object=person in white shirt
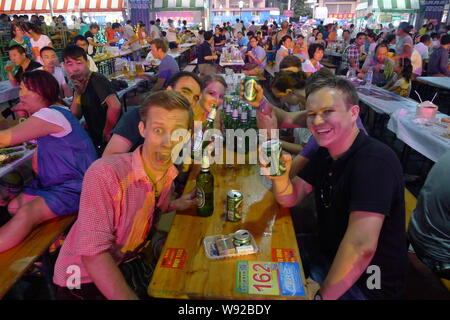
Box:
[411,34,431,77]
[150,20,160,39]
[336,27,343,40]
[233,19,243,38]
[23,22,53,65]
[274,35,293,72]
[166,19,178,43]
[38,46,72,98]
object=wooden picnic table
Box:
[148,154,310,300]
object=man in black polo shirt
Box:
[197,30,218,76]
[63,45,121,155]
[269,76,407,300]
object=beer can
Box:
[233,229,251,247]
[227,190,243,222]
[261,139,286,176]
[243,76,258,102]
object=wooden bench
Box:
[183,65,196,73]
[0,214,76,299]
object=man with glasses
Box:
[267,76,408,300]
[103,71,202,156]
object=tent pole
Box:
[48,0,55,17]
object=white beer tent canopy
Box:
[0,0,125,14]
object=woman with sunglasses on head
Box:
[0,70,97,253]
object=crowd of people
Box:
[0,14,449,300]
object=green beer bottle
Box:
[193,105,218,160]
[196,155,214,217]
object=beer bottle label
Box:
[193,132,203,152]
[197,187,206,208]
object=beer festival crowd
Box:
[0,12,449,301]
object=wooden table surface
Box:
[148,157,309,300]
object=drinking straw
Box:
[431,92,438,103]
[414,90,423,103]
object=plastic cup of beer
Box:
[135,63,144,75]
[122,65,129,77]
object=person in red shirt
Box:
[53,90,197,300]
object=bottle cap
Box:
[232,108,238,119]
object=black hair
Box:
[23,22,42,34]
[374,42,389,55]
[8,44,26,55]
[112,22,121,30]
[420,34,431,43]
[399,58,413,82]
[367,32,376,41]
[204,30,213,41]
[279,55,302,70]
[168,41,178,50]
[385,34,396,44]
[73,35,88,44]
[272,70,307,92]
[167,71,202,90]
[441,34,450,45]
[40,46,55,55]
[308,43,324,59]
[62,44,87,61]
[356,32,366,39]
[89,23,99,30]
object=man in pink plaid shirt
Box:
[53,91,197,300]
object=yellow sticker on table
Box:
[248,262,280,295]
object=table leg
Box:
[401,143,412,168]
[122,92,128,113]
[39,252,56,300]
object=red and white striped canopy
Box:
[0,0,125,14]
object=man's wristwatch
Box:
[314,290,323,300]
